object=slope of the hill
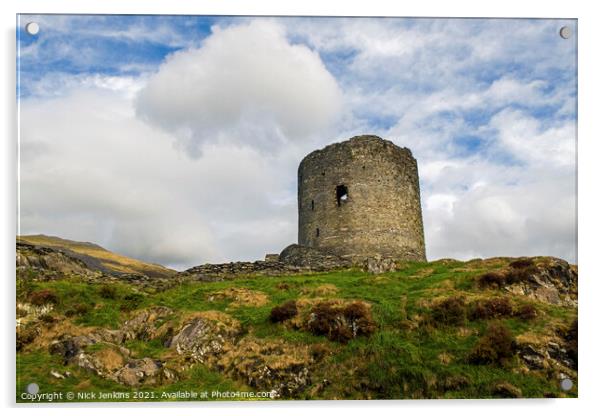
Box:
[16,251,577,401]
[17,235,176,279]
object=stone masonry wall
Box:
[298,135,426,262]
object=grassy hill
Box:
[17,234,176,279]
[16,249,577,401]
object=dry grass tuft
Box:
[209,287,269,307]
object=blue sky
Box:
[17,15,577,268]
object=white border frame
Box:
[2,1,600,415]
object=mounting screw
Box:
[26,383,39,394]
[560,378,573,391]
[559,26,571,39]
[25,22,40,36]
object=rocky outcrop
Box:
[517,339,577,384]
[17,241,179,292]
[17,242,97,278]
[118,306,175,342]
[46,307,315,396]
[114,358,177,387]
[217,338,313,398]
[50,338,177,387]
[514,318,577,391]
[167,311,242,364]
[503,257,577,307]
[49,307,179,386]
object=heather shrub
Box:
[29,289,59,306]
[99,285,118,299]
[513,303,537,320]
[308,301,341,338]
[505,260,538,284]
[342,302,376,338]
[65,303,91,317]
[17,326,38,351]
[120,292,144,311]
[269,300,298,323]
[308,301,375,343]
[477,272,506,289]
[469,297,513,320]
[508,258,535,269]
[468,322,516,365]
[430,296,466,326]
[39,313,56,324]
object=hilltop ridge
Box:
[17,235,176,279]
[16,236,578,401]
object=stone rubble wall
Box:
[180,244,353,281]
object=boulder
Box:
[114,358,176,387]
[120,306,174,341]
[504,257,577,306]
[168,311,242,363]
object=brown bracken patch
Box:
[468,322,516,365]
[270,300,298,323]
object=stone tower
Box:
[297,135,426,263]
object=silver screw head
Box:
[25,22,40,36]
[559,26,572,39]
[560,378,573,391]
[26,383,39,394]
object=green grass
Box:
[17,350,248,402]
[16,259,577,401]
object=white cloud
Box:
[489,108,576,167]
[135,20,343,157]
[425,174,576,261]
[21,73,147,99]
[19,86,299,269]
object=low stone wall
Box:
[179,261,310,281]
[180,244,353,281]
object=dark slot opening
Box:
[316,228,320,237]
[336,184,348,206]
[311,200,314,211]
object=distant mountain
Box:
[17,234,176,279]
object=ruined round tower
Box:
[297,135,426,263]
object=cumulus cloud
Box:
[135,20,342,157]
[19,84,298,269]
